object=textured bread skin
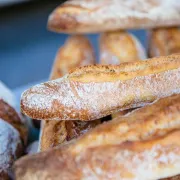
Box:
[0,99,27,145]
[0,83,27,179]
[148,27,180,58]
[15,94,180,179]
[40,35,100,151]
[48,0,180,33]
[21,54,180,121]
[0,119,23,180]
[100,31,146,64]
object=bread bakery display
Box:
[15,94,180,180]
[48,0,180,33]
[100,30,146,64]
[148,27,180,57]
[39,35,100,151]
[3,0,179,179]
[0,81,27,179]
[21,54,180,121]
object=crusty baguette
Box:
[21,54,180,121]
[148,27,180,58]
[15,131,180,180]
[40,35,100,151]
[100,31,146,64]
[0,82,27,179]
[15,94,180,180]
[48,0,180,33]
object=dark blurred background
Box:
[0,0,147,90]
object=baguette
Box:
[48,0,180,33]
[40,35,100,151]
[0,82,27,179]
[15,94,180,180]
[21,54,180,121]
[148,27,180,58]
[100,31,146,64]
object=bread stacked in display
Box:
[0,82,27,179]
[15,0,180,179]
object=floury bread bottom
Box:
[15,94,180,180]
[21,54,180,121]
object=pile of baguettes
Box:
[14,0,180,179]
[0,81,28,179]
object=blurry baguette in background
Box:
[148,27,180,57]
[50,35,96,79]
[48,0,180,33]
[40,35,100,151]
[100,31,146,64]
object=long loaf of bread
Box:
[40,35,100,151]
[21,54,180,121]
[48,0,180,33]
[15,94,180,180]
[0,82,27,179]
[148,27,180,58]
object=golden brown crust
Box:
[40,35,100,151]
[21,54,180,121]
[100,31,146,64]
[50,35,95,80]
[15,94,180,179]
[67,94,180,154]
[48,0,180,33]
[150,27,180,57]
[69,54,180,82]
[148,27,180,58]
[0,99,27,145]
